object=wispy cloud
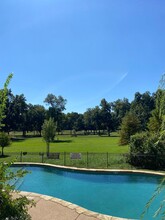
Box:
[101,72,128,96]
[67,72,129,112]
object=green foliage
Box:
[100,98,114,136]
[141,178,165,219]
[0,132,11,156]
[129,132,165,169]
[130,91,155,130]
[111,98,130,128]
[42,117,57,156]
[148,89,165,133]
[0,161,34,220]
[0,74,13,129]
[120,112,141,145]
[44,94,67,111]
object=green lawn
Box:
[4,133,129,154]
[0,133,130,169]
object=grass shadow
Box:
[11,137,25,142]
[0,155,10,158]
[100,135,119,138]
[52,140,72,143]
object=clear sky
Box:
[0,0,165,113]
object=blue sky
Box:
[0,0,165,113]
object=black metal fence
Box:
[1,152,165,170]
[0,152,131,169]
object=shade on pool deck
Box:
[14,191,127,220]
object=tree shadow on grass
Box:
[0,155,10,158]
[100,134,119,138]
[52,140,72,143]
[11,137,25,142]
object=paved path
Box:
[15,191,127,220]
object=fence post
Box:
[20,151,22,162]
[42,153,44,163]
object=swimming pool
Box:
[11,164,165,219]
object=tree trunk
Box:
[46,142,50,157]
[22,130,26,137]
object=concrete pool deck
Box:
[15,191,127,220]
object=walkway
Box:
[16,191,127,220]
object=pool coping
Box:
[13,162,165,220]
[16,191,127,220]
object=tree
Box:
[65,112,84,134]
[0,132,11,157]
[0,74,13,128]
[100,98,113,136]
[44,94,67,111]
[111,98,130,129]
[141,73,165,219]
[84,108,95,134]
[91,106,102,135]
[0,74,34,219]
[26,104,46,136]
[130,91,155,130]
[148,89,165,133]
[2,89,15,133]
[9,94,28,135]
[42,118,56,156]
[120,112,141,145]
[44,94,67,132]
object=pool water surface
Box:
[11,165,165,219]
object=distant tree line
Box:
[1,89,157,138]
[1,73,165,170]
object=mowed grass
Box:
[0,133,131,169]
[4,133,129,154]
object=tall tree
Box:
[65,112,84,133]
[2,89,15,133]
[111,98,130,129]
[100,98,113,136]
[11,94,28,136]
[130,91,155,130]
[44,94,67,111]
[26,104,46,136]
[44,94,67,132]
[92,106,102,135]
[148,89,165,133]
[0,74,13,129]
[120,112,141,145]
[84,108,95,134]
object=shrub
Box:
[129,132,165,169]
[0,161,34,220]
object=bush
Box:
[0,161,34,220]
[129,132,165,169]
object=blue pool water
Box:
[11,165,165,219]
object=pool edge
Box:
[16,190,129,220]
[14,162,165,176]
